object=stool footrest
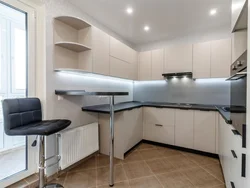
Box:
[39,155,61,169]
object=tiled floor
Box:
[50,143,226,188]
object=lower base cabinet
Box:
[218,116,247,188]
[98,108,142,159]
[175,109,194,149]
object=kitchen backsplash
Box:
[133,78,230,105]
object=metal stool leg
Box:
[39,135,63,188]
[39,135,45,188]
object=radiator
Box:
[58,122,99,170]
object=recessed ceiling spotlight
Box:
[144,25,150,31]
[126,7,133,15]
[210,9,217,16]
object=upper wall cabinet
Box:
[193,42,211,78]
[164,44,193,73]
[110,37,136,64]
[211,39,232,78]
[139,51,152,80]
[232,30,247,63]
[231,0,247,32]
[92,27,110,75]
[53,16,92,72]
[151,49,164,80]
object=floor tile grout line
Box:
[198,164,225,184]
[120,163,131,188]
[143,159,164,188]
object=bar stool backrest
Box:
[2,98,42,135]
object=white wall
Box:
[44,0,133,176]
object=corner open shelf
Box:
[54,15,92,71]
[55,16,91,30]
[55,42,91,52]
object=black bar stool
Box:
[2,98,71,188]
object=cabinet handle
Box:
[242,124,246,148]
[231,129,240,135]
[230,182,235,188]
[155,124,163,127]
[242,153,246,177]
[231,150,237,158]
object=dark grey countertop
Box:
[82,101,231,124]
[55,90,129,96]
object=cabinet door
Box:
[165,44,193,73]
[193,42,211,78]
[175,109,194,149]
[109,56,130,79]
[152,49,164,80]
[92,27,110,75]
[232,30,247,63]
[144,107,175,126]
[124,108,143,152]
[211,39,231,78]
[139,51,151,80]
[194,111,216,153]
[110,36,134,63]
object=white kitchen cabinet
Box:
[109,56,131,79]
[175,109,194,149]
[194,111,216,153]
[143,107,175,145]
[232,30,247,63]
[123,108,143,152]
[231,0,247,31]
[211,39,231,78]
[92,27,110,75]
[164,44,193,73]
[110,36,135,64]
[99,108,142,159]
[139,51,152,80]
[193,42,211,78]
[151,49,164,80]
[218,115,246,188]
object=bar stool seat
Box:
[2,98,71,188]
[6,119,71,136]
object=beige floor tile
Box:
[156,171,195,188]
[156,146,183,158]
[136,143,156,150]
[123,161,153,179]
[97,154,121,168]
[97,165,127,186]
[69,155,97,172]
[123,150,143,163]
[146,158,176,174]
[181,167,223,188]
[184,153,220,166]
[166,155,198,170]
[49,173,67,186]
[213,184,226,188]
[64,169,97,188]
[129,176,162,188]
[202,163,225,182]
[139,149,163,160]
[25,174,39,188]
[97,181,130,188]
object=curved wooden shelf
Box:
[55,42,91,52]
[55,16,91,30]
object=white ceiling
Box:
[68,0,231,46]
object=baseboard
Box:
[142,139,219,159]
[124,140,143,156]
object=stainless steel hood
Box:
[162,72,193,79]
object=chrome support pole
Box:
[109,96,115,187]
[39,135,45,188]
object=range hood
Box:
[162,72,193,79]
